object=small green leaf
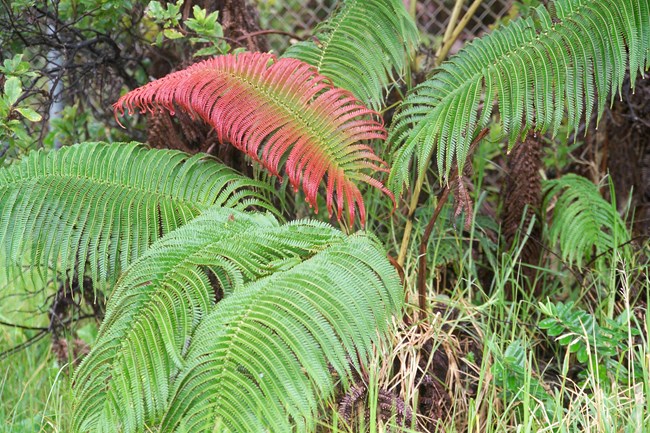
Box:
[4,77,22,105]
[538,318,557,329]
[163,28,184,40]
[548,324,565,337]
[193,46,219,57]
[576,347,588,363]
[191,5,205,21]
[146,0,164,19]
[16,107,42,122]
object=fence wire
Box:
[256,0,515,53]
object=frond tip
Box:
[114,52,393,225]
[283,0,418,110]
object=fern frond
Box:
[72,208,400,432]
[543,174,630,268]
[388,0,650,194]
[159,232,401,432]
[0,142,274,287]
[283,0,418,110]
[114,52,393,225]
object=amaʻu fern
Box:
[0,142,273,288]
[388,0,650,194]
[543,174,630,268]
[72,207,402,432]
[114,52,393,225]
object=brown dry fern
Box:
[501,134,543,295]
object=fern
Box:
[543,174,630,268]
[114,52,393,224]
[160,233,400,432]
[72,207,401,432]
[388,0,650,194]
[0,142,273,287]
[283,0,418,110]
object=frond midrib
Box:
[3,172,205,211]
[314,0,356,72]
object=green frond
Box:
[159,233,401,432]
[283,0,418,110]
[388,0,650,195]
[0,142,276,288]
[543,174,630,268]
[72,207,401,432]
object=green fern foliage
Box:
[543,174,630,268]
[283,0,418,110]
[72,207,401,432]
[388,0,650,194]
[0,142,274,287]
[160,233,401,432]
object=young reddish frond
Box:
[114,52,393,225]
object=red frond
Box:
[114,52,392,225]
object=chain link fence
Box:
[256,0,515,53]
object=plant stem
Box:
[416,185,450,312]
[397,1,485,268]
[397,173,425,265]
[415,129,487,312]
[436,0,483,66]
[436,0,465,59]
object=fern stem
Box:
[397,173,425,266]
[397,128,488,267]
[397,0,484,266]
[436,0,465,60]
[435,0,483,66]
[417,186,449,312]
[415,129,486,313]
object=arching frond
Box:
[388,0,650,195]
[72,208,346,432]
[160,233,401,433]
[114,52,393,225]
[543,174,630,268]
[72,208,401,432]
[283,0,418,110]
[0,142,274,287]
